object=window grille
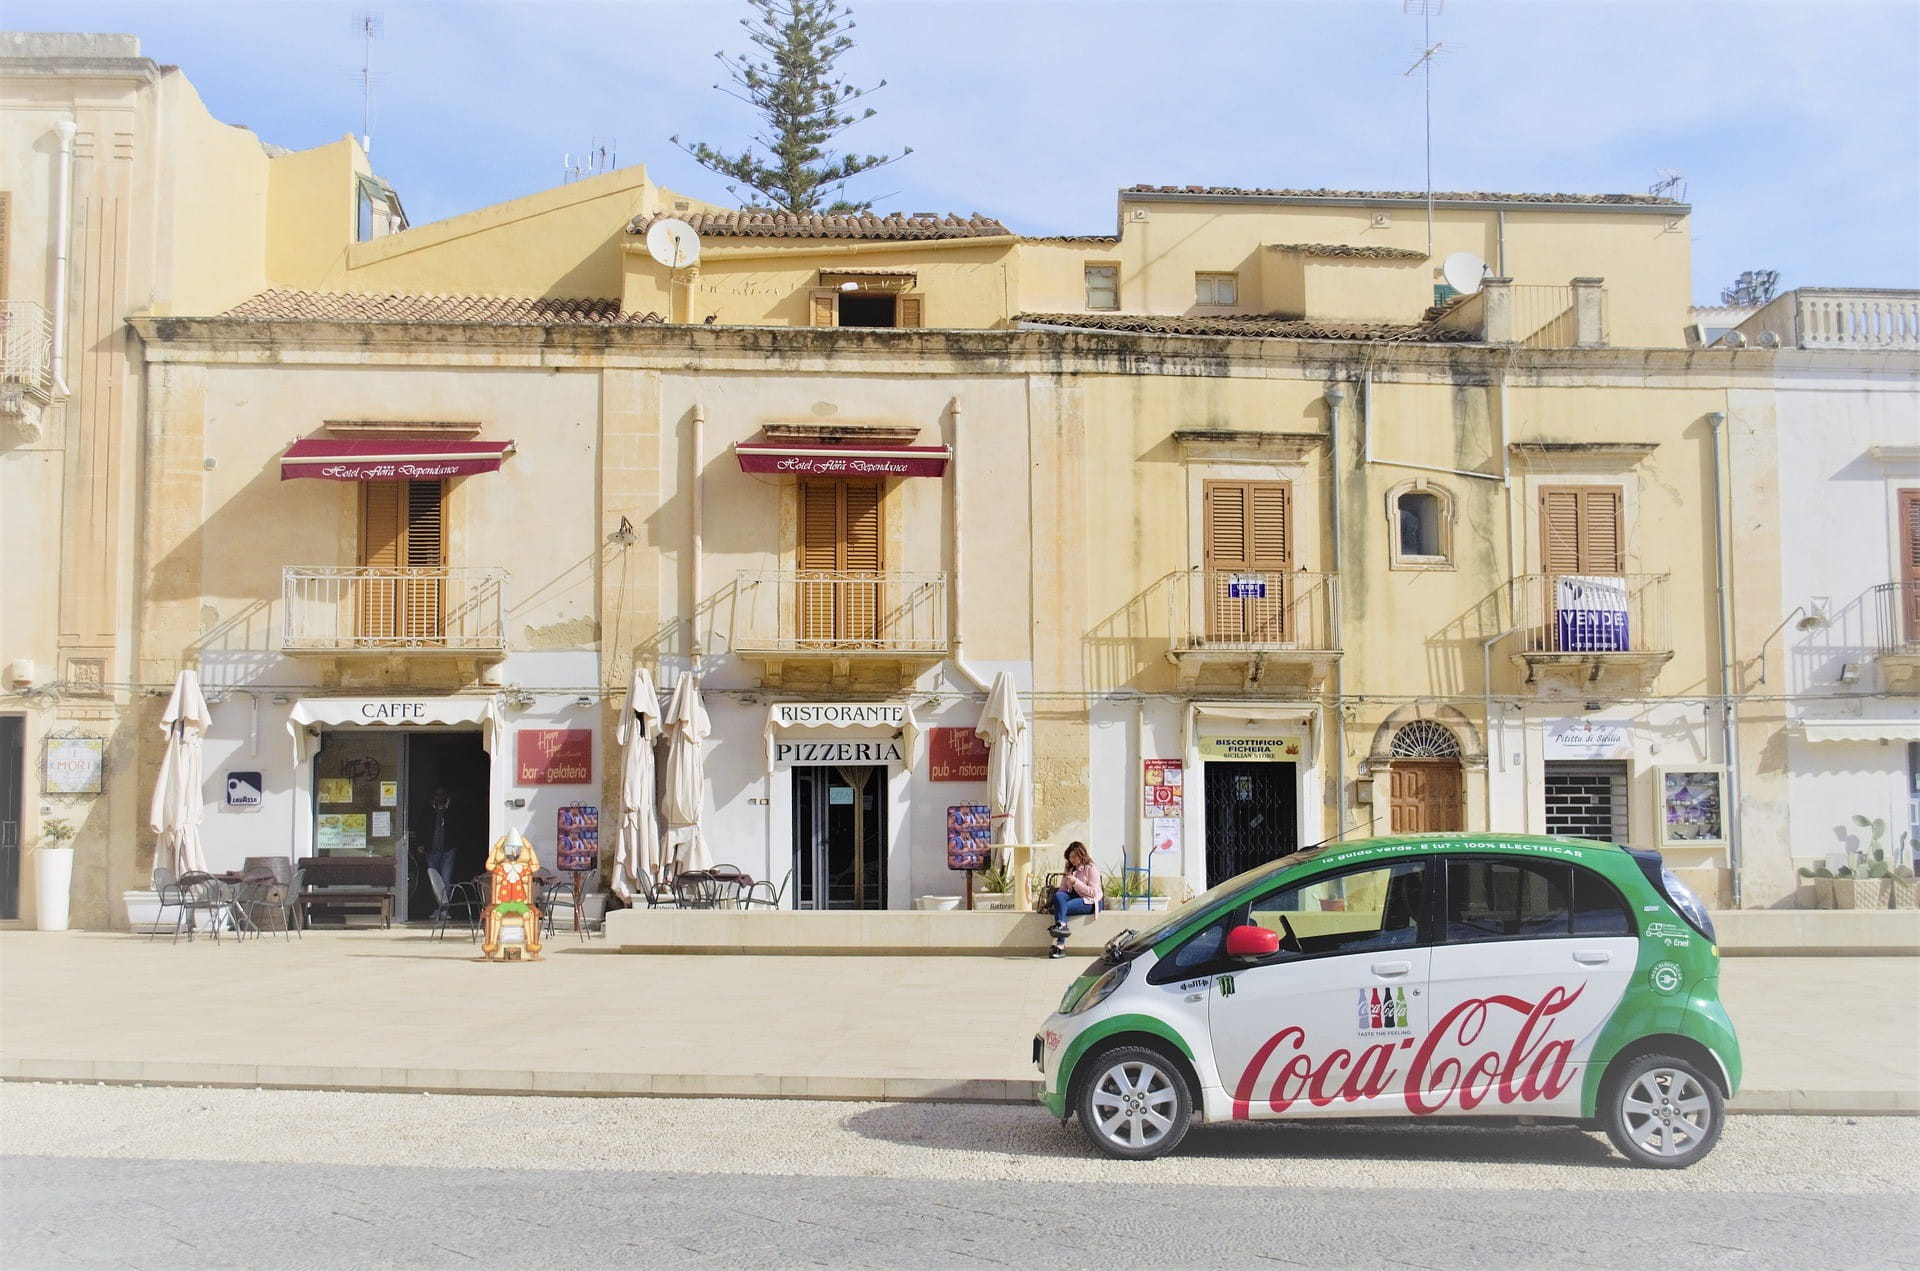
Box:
[1389,720,1461,758]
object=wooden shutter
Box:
[1541,486,1623,575]
[402,480,446,639]
[809,289,838,327]
[359,480,445,643]
[358,482,403,640]
[896,295,925,329]
[1902,489,1920,642]
[797,479,884,643]
[1202,480,1291,642]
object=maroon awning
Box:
[280,438,516,481]
[733,442,951,478]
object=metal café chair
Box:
[670,871,723,910]
[742,869,792,910]
[233,876,291,941]
[632,865,678,909]
[149,867,188,940]
[172,873,242,944]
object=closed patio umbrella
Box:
[611,667,662,902]
[661,673,712,874]
[150,669,213,875]
[976,671,1032,845]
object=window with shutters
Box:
[797,479,884,644]
[1203,479,1292,642]
[1539,486,1624,576]
[359,480,447,643]
[808,288,926,328]
[1084,265,1118,311]
[1900,489,1920,643]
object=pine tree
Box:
[671,0,910,214]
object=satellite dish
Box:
[1441,251,1489,297]
[646,218,701,269]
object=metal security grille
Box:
[1544,761,1630,843]
[1203,761,1298,885]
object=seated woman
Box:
[1047,842,1103,957]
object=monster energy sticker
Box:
[1356,986,1412,1035]
[1648,961,1684,996]
[1218,975,1236,997]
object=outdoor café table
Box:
[672,869,754,909]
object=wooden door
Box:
[1389,760,1464,833]
[797,479,883,644]
[1203,480,1291,642]
[1902,489,1920,643]
[359,480,446,643]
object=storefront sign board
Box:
[224,771,263,810]
[774,739,904,764]
[1143,759,1184,818]
[736,444,951,478]
[771,702,911,729]
[1197,735,1303,762]
[929,727,989,781]
[44,737,104,795]
[1543,718,1634,760]
[517,729,592,785]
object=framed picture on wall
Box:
[1656,766,1728,847]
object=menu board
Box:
[556,804,600,872]
[946,804,991,871]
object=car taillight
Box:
[1659,865,1716,942]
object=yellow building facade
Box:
[8,37,1915,930]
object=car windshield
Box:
[1115,843,1336,954]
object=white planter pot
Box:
[35,846,74,931]
[914,895,962,911]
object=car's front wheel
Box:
[1074,1044,1193,1160]
[1601,1053,1724,1168]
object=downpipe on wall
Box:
[947,395,992,695]
[1707,410,1742,907]
[1325,384,1347,837]
[50,119,76,398]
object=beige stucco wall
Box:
[150,69,273,316]
[264,138,364,293]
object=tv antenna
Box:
[1397,0,1443,259]
[1649,169,1688,202]
[353,11,383,154]
[564,137,619,184]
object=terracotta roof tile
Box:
[221,290,662,325]
[1016,312,1474,343]
[629,211,1012,240]
[1269,242,1429,261]
[1021,235,1122,245]
[1127,185,1684,207]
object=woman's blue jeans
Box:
[1051,892,1095,924]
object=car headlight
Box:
[1062,962,1130,1016]
[1660,865,1716,942]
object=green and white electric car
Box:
[1034,833,1739,1167]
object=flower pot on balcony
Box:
[1831,877,1857,909]
[1854,877,1892,910]
[1891,875,1917,910]
[1814,877,1835,909]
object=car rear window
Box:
[1445,857,1633,941]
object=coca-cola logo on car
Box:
[1231,985,1584,1119]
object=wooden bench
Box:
[296,856,395,929]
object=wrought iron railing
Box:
[0,301,53,397]
[1871,581,1920,654]
[282,566,508,652]
[1171,569,1339,651]
[732,570,948,654]
[1509,573,1670,655]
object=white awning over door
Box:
[287,696,497,760]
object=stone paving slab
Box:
[1,931,1913,1113]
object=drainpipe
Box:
[1481,626,1525,826]
[947,395,991,694]
[1324,385,1347,837]
[50,120,76,398]
[1707,410,1743,907]
[690,403,704,659]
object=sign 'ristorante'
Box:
[771,703,911,729]
[734,443,951,478]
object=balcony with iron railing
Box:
[1508,572,1672,694]
[1,301,55,434]
[1167,568,1340,691]
[1871,581,1920,690]
[282,567,508,663]
[731,570,948,688]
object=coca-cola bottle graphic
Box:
[1357,991,1370,1030]
[1395,987,1409,1028]
[1368,987,1383,1029]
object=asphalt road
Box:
[3,1085,1915,1269]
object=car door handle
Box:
[1370,961,1412,977]
[1572,950,1612,965]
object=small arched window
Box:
[1387,481,1455,569]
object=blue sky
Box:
[12,0,1918,303]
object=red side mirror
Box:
[1225,924,1281,958]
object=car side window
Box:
[1571,865,1634,936]
[1150,916,1234,982]
[1445,858,1571,942]
[1244,861,1429,961]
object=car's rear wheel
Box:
[1602,1053,1724,1168]
[1074,1044,1193,1160]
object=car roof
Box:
[1308,832,1628,865]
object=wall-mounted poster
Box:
[556,805,600,872]
[1657,766,1727,846]
[1151,818,1181,854]
[379,781,399,806]
[1143,760,1184,818]
[928,727,989,782]
[316,813,368,853]
[318,778,354,804]
[44,736,105,795]
[517,729,592,785]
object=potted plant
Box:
[35,816,76,931]
[1891,864,1917,911]
[1794,866,1820,909]
[1849,816,1894,909]
[1832,865,1857,909]
[971,863,1015,910]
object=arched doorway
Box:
[1387,720,1464,833]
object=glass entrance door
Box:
[313,731,407,913]
[792,765,887,909]
[1203,760,1299,885]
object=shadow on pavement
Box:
[845,1101,1626,1168]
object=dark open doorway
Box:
[0,716,22,920]
[836,292,898,328]
[1203,760,1298,886]
[404,732,489,921]
[793,765,887,909]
